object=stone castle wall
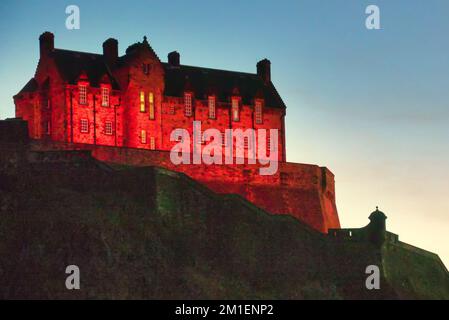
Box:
[30,139,340,232]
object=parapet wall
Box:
[29,139,340,232]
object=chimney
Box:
[39,32,54,57]
[103,38,118,66]
[168,51,180,67]
[257,58,271,84]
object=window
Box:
[267,135,277,152]
[168,105,175,115]
[184,93,192,116]
[149,92,155,120]
[101,87,109,107]
[42,97,50,109]
[208,96,216,119]
[150,137,156,150]
[143,63,150,75]
[105,121,113,135]
[140,91,145,112]
[79,85,87,105]
[232,98,239,121]
[174,129,184,142]
[141,130,147,144]
[80,119,89,133]
[255,100,263,124]
[221,132,227,147]
[244,137,249,149]
[45,121,51,135]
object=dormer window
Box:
[208,96,216,119]
[232,97,239,122]
[184,93,192,117]
[255,100,263,124]
[79,85,87,105]
[101,87,109,107]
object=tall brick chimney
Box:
[168,51,180,67]
[39,32,54,57]
[103,38,118,66]
[257,59,271,84]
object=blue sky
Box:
[1,0,448,266]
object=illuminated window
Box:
[141,130,147,144]
[208,96,216,119]
[150,137,156,150]
[149,92,155,119]
[140,91,145,112]
[105,121,113,135]
[101,87,109,107]
[79,85,87,105]
[232,98,239,121]
[255,100,263,124]
[80,119,89,133]
[184,93,192,116]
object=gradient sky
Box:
[0,0,448,267]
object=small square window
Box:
[105,121,113,135]
[141,130,147,144]
[80,119,89,133]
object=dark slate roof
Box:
[162,63,286,108]
[52,49,120,89]
[44,48,286,109]
[18,78,38,94]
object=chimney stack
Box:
[168,51,180,67]
[103,38,118,66]
[39,32,54,57]
[257,58,271,84]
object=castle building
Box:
[13,32,341,233]
[14,32,286,162]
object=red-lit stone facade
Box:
[14,32,340,232]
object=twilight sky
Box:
[0,0,448,266]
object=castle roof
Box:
[52,49,121,90]
[40,46,285,109]
[18,78,38,94]
[162,63,286,108]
